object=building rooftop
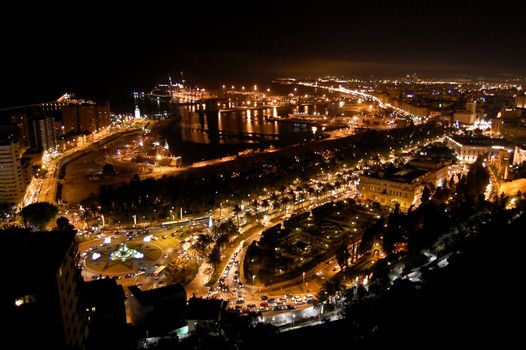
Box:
[186,297,228,320]
[128,284,186,306]
[85,278,126,304]
[367,167,429,183]
[448,135,514,148]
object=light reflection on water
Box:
[146,103,338,164]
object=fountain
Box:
[109,243,144,261]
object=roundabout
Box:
[84,241,163,275]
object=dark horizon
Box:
[1,0,525,109]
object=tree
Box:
[208,245,221,268]
[232,204,242,228]
[358,219,384,255]
[261,199,270,213]
[465,155,490,199]
[195,234,212,258]
[336,244,350,270]
[448,175,455,189]
[102,163,116,177]
[320,276,345,306]
[421,185,431,203]
[21,202,58,230]
[56,216,74,231]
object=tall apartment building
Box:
[29,115,57,152]
[4,229,88,349]
[61,102,111,134]
[0,141,31,205]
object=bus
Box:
[153,265,166,279]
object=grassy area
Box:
[245,201,379,285]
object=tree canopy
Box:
[21,202,58,230]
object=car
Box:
[235,298,245,304]
[259,295,268,301]
[162,235,168,239]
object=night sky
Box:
[1,0,525,109]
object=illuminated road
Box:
[298,81,416,118]
[23,123,147,206]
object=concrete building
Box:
[513,145,526,165]
[10,114,31,149]
[358,153,452,211]
[61,102,111,134]
[466,101,477,114]
[498,108,522,121]
[453,101,477,125]
[29,115,57,152]
[490,149,512,180]
[446,135,514,163]
[453,110,476,125]
[0,141,31,205]
[407,158,452,187]
[84,278,127,348]
[186,297,228,333]
[128,284,186,333]
[3,229,88,349]
[358,168,427,210]
[516,95,526,109]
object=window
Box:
[14,295,37,307]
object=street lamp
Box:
[302,272,306,291]
[252,274,256,285]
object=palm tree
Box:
[232,204,242,228]
[261,199,270,214]
[281,196,291,213]
[195,234,212,259]
[307,187,316,201]
[314,288,328,314]
[252,198,259,218]
[322,276,346,304]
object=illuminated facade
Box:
[516,95,526,109]
[358,157,452,210]
[513,145,526,166]
[29,115,57,152]
[446,135,514,163]
[453,111,476,125]
[358,168,428,210]
[0,141,31,205]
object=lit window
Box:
[14,295,37,307]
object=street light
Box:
[252,274,256,285]
[302,272,306,291]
